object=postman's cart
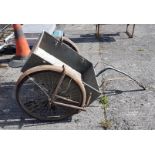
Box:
[15,31,101,121]
[15,31,146,121]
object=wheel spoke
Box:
[51,67,66,101]
[27,76,51,99]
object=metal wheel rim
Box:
[62,36,79,53]
[16,65,86,121]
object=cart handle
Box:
[96,67,146,90]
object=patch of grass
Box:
[137,48,144,51]
[100,120,112,129]
[74,119,80,123]
[99,95,109,109]
[99,95,112,129]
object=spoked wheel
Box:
[16,65,86,121]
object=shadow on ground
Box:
[70,33,119,43]
[0,45,33,56]
[0,82,72,129]
[0,58,10,65]
[0,46,16,55]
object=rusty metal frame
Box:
[50,65,66,102]
[53,101,86,111]
[96,24,135,39]
[85,92,92,107]
[126,24,135,38]
[96,24,100,38]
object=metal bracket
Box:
[96,24,135,39]
[96,24,100,38]
[85,92,92,107]
[50,65,65,101]
[53,101,86,111]
[126,24,135,38]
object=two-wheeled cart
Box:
[16,31,145,121]
[16,31,101,121]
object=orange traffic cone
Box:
[9,24,31,68]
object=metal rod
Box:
[96,67,145,90]
[4,33,14,43]
[53,101,86,111]
[51,66,66,101]
[28,76,51,99]
[55,95,79,104]
[131,24,135,37]
[86,93,92,107]
[0,43,7,50]
[96,24,100,38]
[126,24,135,38]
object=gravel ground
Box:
[0,24,155,130]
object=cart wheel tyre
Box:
[62,36,79,53]
[16,65,86,121]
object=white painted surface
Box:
[23,24,56,34]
